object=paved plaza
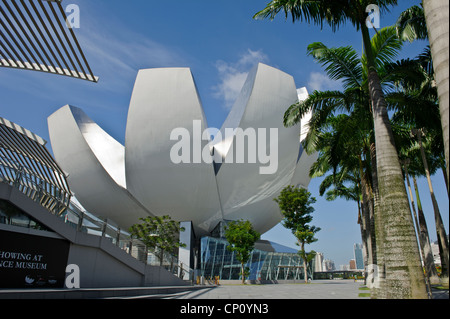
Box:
[0,279,447,300]
[132,280,448,300]
[148,280,368,299]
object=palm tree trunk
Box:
[369,143,384,298]
[412,175,441,285]
[360,200,374,287]
[358,155,375,276]
[441,161,449,198]
[357,182,371,286]
[358,200,370,284]
[414,129,449,278]
[423,0,450,198]
[403,161,437,293]
[361,24,428,299]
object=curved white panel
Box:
[213,63,301,233]
[291,87,319,188]
[48,105,152,230]
[125,68,222,235]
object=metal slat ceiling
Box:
[0,0,97,82]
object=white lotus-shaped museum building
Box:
[48,63,317,236]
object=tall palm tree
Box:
[401,159,438,290]
[397,1,449,197]
[423,0,449,198]
[400,145,441,286]
[411,128,449,278]
[387,49,449,279]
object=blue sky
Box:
[1,0,448,267]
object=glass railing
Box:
[62,200,195,282]
[1,160,194,283]
[0,155,69,215]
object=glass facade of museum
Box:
[200,236,314,281]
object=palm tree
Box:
[400,149,440,287]
[310,113,378,286]
[422,0,449,197]
[397,1,449,197]
[387,49,449,279]
[411,128,449,278]
[262,12,426,295]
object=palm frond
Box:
[395,4,428,42]
[283,90,348,127]
[254,0,398,31]
[253,0,358,30]
[387,91,440,131]
[361,26,403,76]
[307,42,362,89]
[372,26,403,70]
[381,58,427,89]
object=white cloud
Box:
[213,49,269,110]
[307,72,342,92]
[77,26,186,94]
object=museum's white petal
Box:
[48,105,152,230]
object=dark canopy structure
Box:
[0,116,71,216]
[0,0,97,82]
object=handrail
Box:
[1,158,69,215]
[1,160,194,281]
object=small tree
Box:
[129,215,185,266]
[224,219,261,284]
[275,185,320,283]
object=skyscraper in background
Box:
[354,243,364,270]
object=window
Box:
[0,200,52,232]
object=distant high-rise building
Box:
[349,259,356,270]
[323,259,335,271]
[340,264,350,271]
[354,243,364,269]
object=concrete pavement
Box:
[0,280,447,299]
[145,280,368,299]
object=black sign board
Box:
[0,230,70,288]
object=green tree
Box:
[255,0,428,298]
[129,215,185,266]
[274,186,320,283]
[224,219,261,284]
